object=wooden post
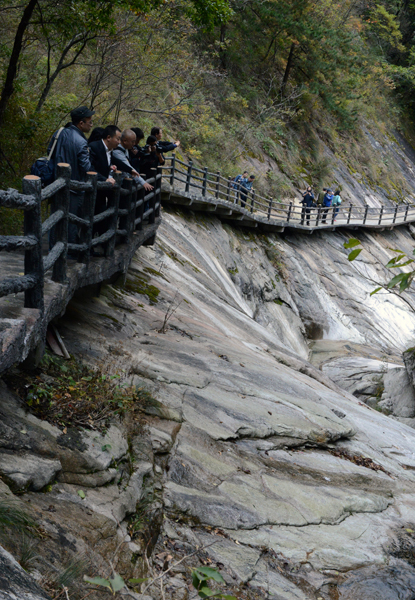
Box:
[251,190,255,214]
[287,201,292,223]
[170,152,176,186]
[202,167,208,197]
[331,206,336,225]
[136,179,145,231]
[404,205,409,222]
[363,205,368,225]
[154,166,162,219]
[52,163,71,282]
[129,180,137,242]
[106,171,122,257]
[120,177,133,243]
[392,205,398,224]
[149,168,157,224]
[347,204,353,225]
[227,177,232,203]
[267,197,273,220]
[316,206,321,226]
[79,170,98,263]
[215,172,220,199]
[22,175,44,310]
[185,160,193,193]
[378,206,384,226]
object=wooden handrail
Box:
[162,155,415,232]
[0,163,161,312]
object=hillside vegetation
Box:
[1,0,415,220]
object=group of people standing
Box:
[301,186,342,226]
[48,105,180,253]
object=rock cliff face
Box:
[3,201,415,598]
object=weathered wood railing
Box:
[0,163,162,311]
[161,155,415,230]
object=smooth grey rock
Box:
[57,467,118,487]
[61,461,153,523]
[148,419,180,454]
[165,472,390,530]
[0,545,51,599]
[321,356,394,397]
[249,562,307,600]
[57,425,128,474]
[227,510,392,571]
[0,452,61,491]
[379,366,415,418]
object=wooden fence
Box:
[0,163,162,311]
[161,155,415,229]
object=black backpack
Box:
[30,127,63,186]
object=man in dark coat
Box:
[89,125,138,240]
[139,135,165,181]
[301,186,315,226]
[151,126,180,161]
[49,106,94,247]
[89,125,125,181]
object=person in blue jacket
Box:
[48,106,94,250]
[240,175,255,208]
[322,188,334,223]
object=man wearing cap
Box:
[240,174,255,209]
[49,106,94,248]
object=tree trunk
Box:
[0,0,38,128]
[281,42,296,95]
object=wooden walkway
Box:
[1,154,414,374]
[161,156,415,233]
[0,164,161,374]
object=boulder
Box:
[0,452,61,491]
[0,545,51,600]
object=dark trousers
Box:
[241,192,248,209]
[322,207,329,223]
[301,205,312,225]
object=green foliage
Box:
[343,239,415,294]
[3,350,153,430]
[18,535,39,573]
[192,566,237,599]
[347,248,362,261]
[344,238,361,249]
[366,4,405,52]
[0,501,38,534]
[56,554,89,588]
[2,0,415,209]
[84,574,125,595]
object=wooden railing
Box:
[161,155,415,229]
[0,163,162,311]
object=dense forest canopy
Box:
[1,0,415,199]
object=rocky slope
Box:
[3,203,415,599]
[5,122,415,598]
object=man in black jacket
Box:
[90,125,125,181]
[151,126,180,158]
[89,125,139,240]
